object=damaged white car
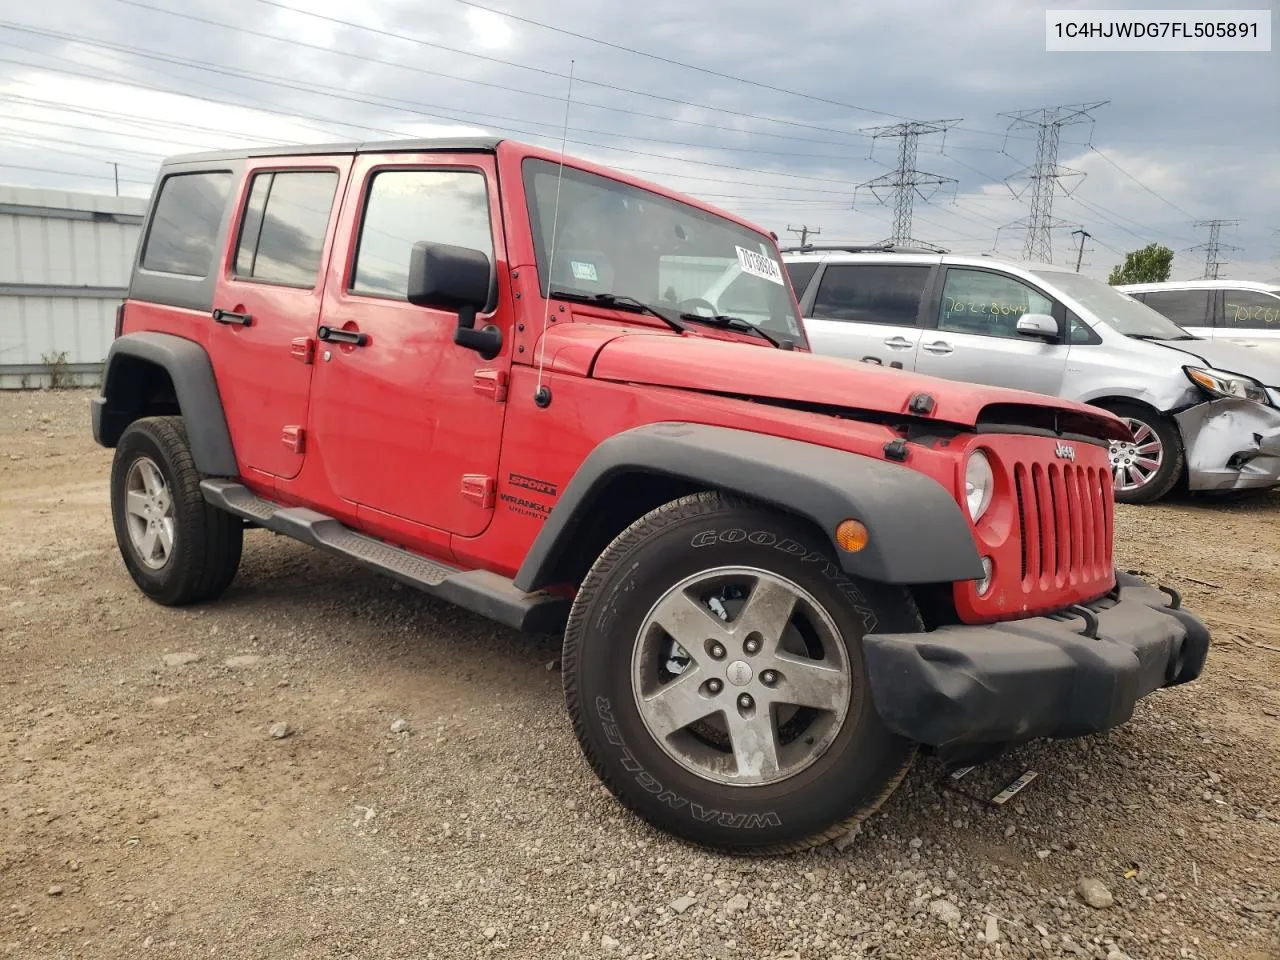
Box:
[780,248,1280,504]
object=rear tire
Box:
[1098,402,1183,505]
[110,416,243,606]
[562,491,920,854]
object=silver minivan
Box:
[781,247,1280,504]
[1116,279,1280,350]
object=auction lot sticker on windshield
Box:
[735,246,785,286]
[570,261,599,283]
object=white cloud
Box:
[465,8,516,51]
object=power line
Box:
[999,101,1107,262]
[0,22,867,151]
[1088,146,1198,220]
[0,131,156,173]
[0,34,870,187]
[0,112,245,153]
[0,159,152,184]
[109,0,884,144]
[0,51,866,199]
[855,120,959,247]
[0,63,870,202]
[0,88,313,145]
[449,0,1046,146]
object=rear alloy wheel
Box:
[562,491,921,854]
[110,416,243,605]
[1104,404,1183,504]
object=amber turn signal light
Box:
[835,519,869,553]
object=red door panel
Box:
[305,153,512,538]
[209,156,352,480]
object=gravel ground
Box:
[2,388,1278,960]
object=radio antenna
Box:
[533,59,575,408]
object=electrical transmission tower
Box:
[1189,219,1241,279]
[997,101,1108,263]
[787,224,821,248]
[854,120,959,247]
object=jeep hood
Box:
[589,332,1131,441]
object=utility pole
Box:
[787,224,820,248]
[1072,229,1091,272]
[110,162,119,198]
[997,101,1108,263]
[854,119,959,248]
[1190,219,1241,279]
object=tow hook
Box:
[1157,583,1181,610]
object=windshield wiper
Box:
[1130,333,1199,342]
[677,312,791,349]
[547,288,687,334]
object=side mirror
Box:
[407,241,502,359]
[1015,312,1059,341]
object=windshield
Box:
[1032,269,1192,340]
[522,158,806,345]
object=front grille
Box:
[1012,461,1112,589]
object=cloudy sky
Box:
[1,0,1276,280]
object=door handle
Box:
[883,336,914,349]
[921,340,953,355]
[212,308,253,326]
[317,325,369,347]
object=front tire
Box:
[1101,402,1184,505]
[562,491,921,854]
[110,416,243,606]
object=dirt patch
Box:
[2,389,1278,959]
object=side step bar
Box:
[200,480,569,633]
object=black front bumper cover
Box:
[863,572,1210,748]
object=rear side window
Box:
[810,264,930,326]
[1222,289,1280,329]
[784,261,819,301]
[233,170,339,287]
[351,168,493,300]
[141,171,233,277]
[937,269,1053,339]
[1140,289,1210,327]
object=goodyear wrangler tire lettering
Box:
[564,491,922,854]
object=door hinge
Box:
[282,425,305,454]
[461,474,495,508]
[291,337,315,364]
[473,368,508,402]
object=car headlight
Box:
[965,451,994,523]
[1185,366,1270,405]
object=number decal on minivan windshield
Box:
[735,246,785,286]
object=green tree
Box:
[1108,243,1174,285]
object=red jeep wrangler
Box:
[91,137,1208,853]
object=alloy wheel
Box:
[1109,417,1165,494]
[631,566,853,787]
[123,456,176,570]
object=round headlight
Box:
[965,451,994,522]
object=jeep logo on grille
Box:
[1055,442,1076,461]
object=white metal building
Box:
[0,185,146,389]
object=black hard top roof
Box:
[163,137,504,166]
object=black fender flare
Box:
[512,422,983,591]
[91,332,238,477]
